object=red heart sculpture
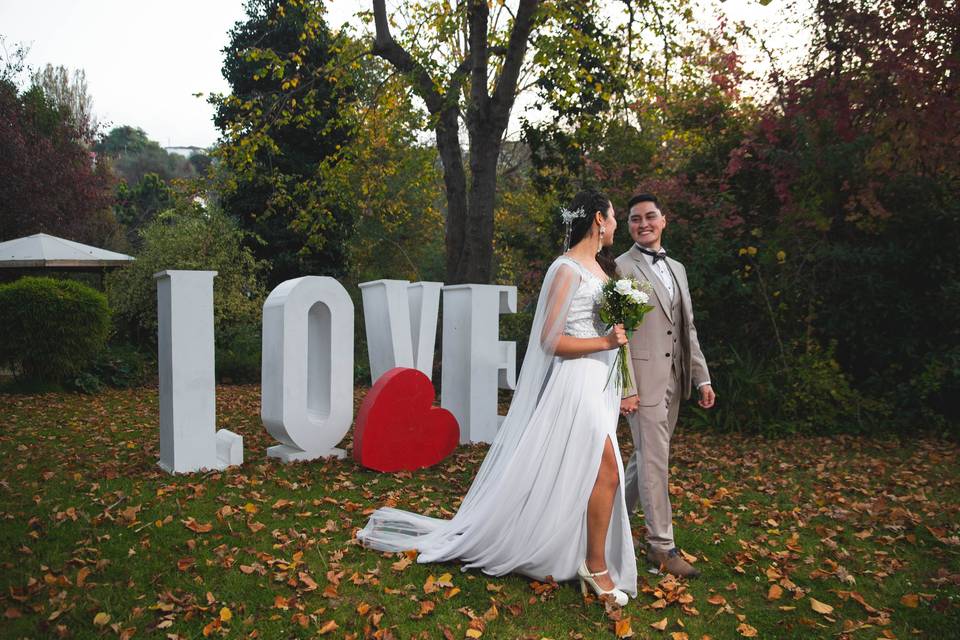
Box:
[353,367,460,472]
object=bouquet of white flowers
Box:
[598,276,655,390]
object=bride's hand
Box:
[607,324,628,349]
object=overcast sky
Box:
[0,1,806,150]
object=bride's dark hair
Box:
[565,188,618,278]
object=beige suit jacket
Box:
[616,245,710,405]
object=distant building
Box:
[164,145,209,158]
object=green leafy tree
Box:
[30,63,98,144]
[681,0,960,430]
[210,0,353,287]
[96,125,152,155]
[114,173,176,246]
[520,0,699,202]
[106,196,267,347]
[308,38,446,285]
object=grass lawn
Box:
[1,385,957,639]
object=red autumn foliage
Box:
[0,80,119,246]
[726,0,960,227]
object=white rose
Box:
[629,289,649,305]
[614,279,633,295]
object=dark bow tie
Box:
[636,245,667,263]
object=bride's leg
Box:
[586,436,620,591]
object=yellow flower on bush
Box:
[777,250,787,263]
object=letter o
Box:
[261,276,354,461]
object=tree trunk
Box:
[457,133,500,283]
[371,0,539,284]
[435,108,469,282]
[435,110,501,284]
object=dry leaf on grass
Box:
[810,597,834,614]
[181,517,213,533]
[615,617,634,638]
[318,620,338,635]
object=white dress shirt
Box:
[638,245,674,301]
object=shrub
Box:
[775,343,877,434]
[106,197,267,348]
[68,343,150,393]
[66,371,104,394]
[0,277,110,382]
[911,346,960,437]
[216,323,261,384]
[686,342,885,436]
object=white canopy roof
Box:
[0,233,134,268]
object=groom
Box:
[616,193,715,578]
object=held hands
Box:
[607,324,628,350]
[698,384,716,409]
[620,395,639,416]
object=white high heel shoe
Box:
[577,560,628,606]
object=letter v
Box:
[359,280,442,383]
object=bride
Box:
[357,188,637,604]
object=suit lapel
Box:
[665,258,683,300]
[666,258,689,321]
[629,245,673,323]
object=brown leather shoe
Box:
[646,547,701,578]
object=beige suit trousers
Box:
[623,363,681,552]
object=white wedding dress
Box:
[357,256,637,596]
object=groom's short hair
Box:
[627,193,660,211]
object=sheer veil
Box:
[357,258,584,565]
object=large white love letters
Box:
[261,276,355,462]
[155,270,243,473]
[441,284,517,444]
[156,271,519,473]
[359,279,442,381]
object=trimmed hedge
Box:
[0,277,110,382]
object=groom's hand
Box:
[620,395,639,416]
[698,384,716,409]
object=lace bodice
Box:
[557,257,608,338]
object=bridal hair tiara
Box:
[561,206,586,251]
[560,206,586,224]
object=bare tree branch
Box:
[648,0,672,98]
[489,0,539,130]
[467,0,492,119]
[371,0,445,115]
